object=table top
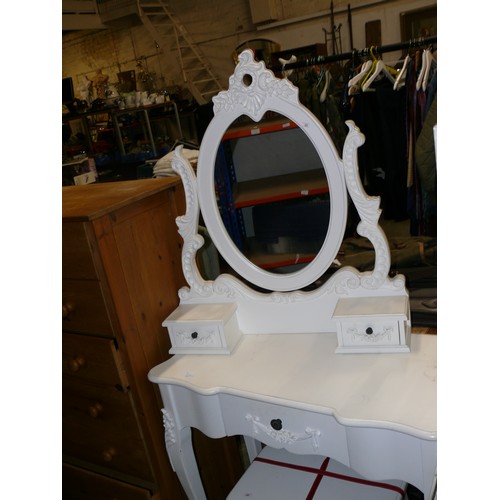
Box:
[62,178,181,221]
[149,333,436,440]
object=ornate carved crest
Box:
[213,50,299,121]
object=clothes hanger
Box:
[393,54,411,90]
[279,55,297,80]
[347,54,374,95]
[359,46,379,89]
[422,48,435,91]
[319,68,332,102]
[416,48,435,91]
[361,55,396,91]
[415,49,427,91]
[348,47,378,92]
[348,60,372,86]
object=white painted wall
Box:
[62,0,436,103]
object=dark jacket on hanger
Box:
[346,78,409,222]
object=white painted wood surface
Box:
[149,333,436,499]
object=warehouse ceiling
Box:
[62,0,106,30]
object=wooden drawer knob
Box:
[88,402,103,418]
[62,301,75,319]
[68,355,87,372]
[102,447,116,462]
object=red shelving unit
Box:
[217,116,329,271]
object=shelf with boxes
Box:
[215,114,330,271]
[62,101,187,172]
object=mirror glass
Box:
[214,112,329,276]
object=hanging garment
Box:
[298,72,348,153]
[415,97,437,236]
[346,78,409,221]
[424,64,437,120]
[405,57,424,236]
[406,54,437,236]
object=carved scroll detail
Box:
[175,329,217,345]
[170,146,214,300]
[245,414,321,450]
[347,326,394,343]
[337,121,405,291]
[161,408,176,446]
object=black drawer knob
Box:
[365,327,373,335]
[270,419,282,431]
[191,331,198,339]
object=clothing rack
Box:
[271,36,437,72]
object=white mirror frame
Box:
[170,50,408,336]
[198,50,347,291]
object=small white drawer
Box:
[164,303,242,355]
[333,296,411,353]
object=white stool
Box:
[228,446,407,499]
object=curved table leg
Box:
[162,408,206,500]
[243,435,263,463]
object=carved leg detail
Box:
[162,409,206,500]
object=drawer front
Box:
[62,279,114,336]
[62,463,152,500]
[168,322,224,349]
[62,222,98,280]
[340,318,401,347]
[62,333,128,389]
[220,394,349,464]
[62,379,154,482]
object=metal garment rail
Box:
[271,36,437,72]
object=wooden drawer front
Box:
[62,279,114,336]
[62,333,128,389]
[62,380,154,482]
[62,463,152,500]
[62,222,98,280]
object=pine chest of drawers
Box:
[62,179,244,499]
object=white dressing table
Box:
[150,333,436,499]
[148,50,437,499]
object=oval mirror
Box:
[198,50,347,291]
[215,112,330,277]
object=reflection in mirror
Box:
[213,111,330,277]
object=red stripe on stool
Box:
[320,469,405,497]
[254,456,405,498]
[306,457,329,500]
[254,457,327,476]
